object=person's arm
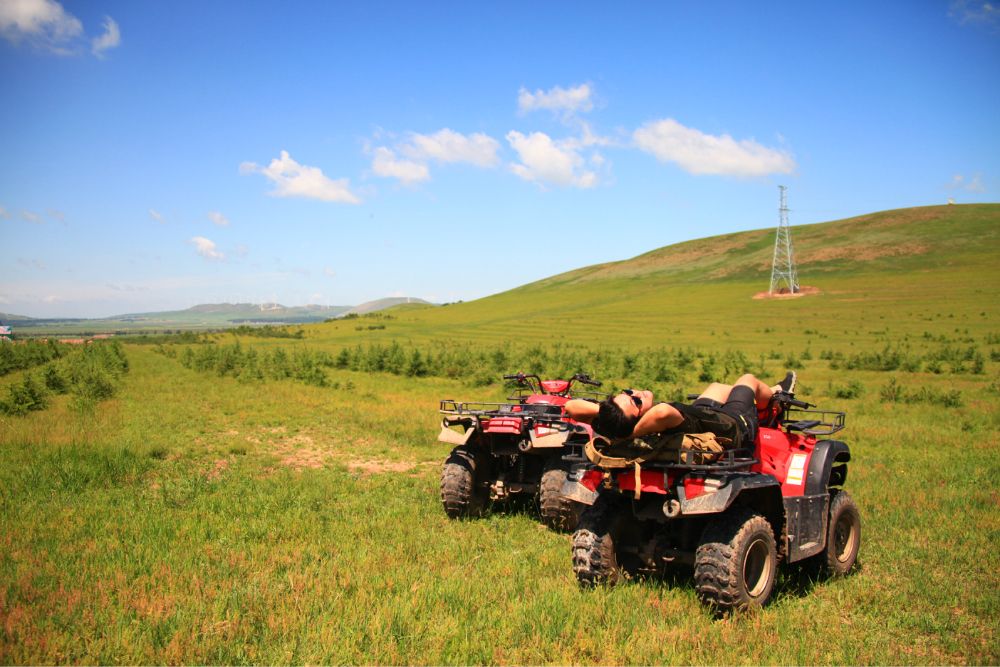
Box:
[564,398,598,423]
[632,403,684,437]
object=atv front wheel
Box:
[538,466,581,531]
[817,489,861,576]
[440,447,485,519]
[695,508,777,611]
[571,493,622,586]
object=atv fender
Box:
[805,440,851,494]
[438,420,476,446]
[677,474,781,515]
[529,429,569,449]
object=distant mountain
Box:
[4,297,433,333]
[343,297,433,316]
[0,313,39,322]
[118,302,353,324]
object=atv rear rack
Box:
[439,399,566,420]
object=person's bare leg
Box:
[697,382,733,403]
[730,373,776,409]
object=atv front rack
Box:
[783,408,845,436]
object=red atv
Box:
[438,372,602,530]
[564,391,861,611]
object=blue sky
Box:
[1,1,998,318]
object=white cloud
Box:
[518,83,594,115]
[208,211,230,226]
[506,131,597,189]
[149,209,165,224]
[0,0,81,51]
[371,147,430,185]
[633,118,796,177]
[401,129,500,167]
[949,0,1000,30]
[949,173,988,192]
[240,150,361,204]
[967,174,987,192]
[323,267,336,278]
[91,16,120,57]
[20,209,43,224]
[17,258,46,270]
[0,0,118,57]
[371,129,500,185]
[47,208,65,223]
[0,205,11,220]
[189,236,224,261]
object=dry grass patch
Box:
[803,241,930,263]
[346,459,434,476]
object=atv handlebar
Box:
[502,371,602,394]
[784,395,814,409]
[571,373,602,387]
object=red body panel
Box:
[752,426,815,496]
[525,394,570,406]
[617,469,674,495]
[539,380,571,394]
[579,469,604,491]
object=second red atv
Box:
[438,372,601,530]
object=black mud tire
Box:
[571,494,622,587]
[695,508,778,612]
[816,489,861,576]
[440,447,485,519]
[538,466,581,532]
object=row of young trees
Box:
[0,341,130,416]
[164,342,334,386]
[826,343,986,375]
[0,339,67,376]
[162,339,770,397]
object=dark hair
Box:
[593,398,639,439]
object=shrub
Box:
[831,379,865,399]
[43,366,69,394]
[0,373,49,415]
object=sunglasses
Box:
[622,388,643,409]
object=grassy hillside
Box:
[532,203,999,286]
[1,204,998,664]
[301,204,1000,355]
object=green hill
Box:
[312,203,1000,352]
[533,203,998,286]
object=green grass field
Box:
[2,205,998,664]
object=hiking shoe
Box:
[778,371,797,394]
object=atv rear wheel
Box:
[571,493,622,586]
[440,447,485,519]
[695,508,777,611]
[816,489,861,576]
[538,466,581,531]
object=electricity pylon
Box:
[769,185,799,295]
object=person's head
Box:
[592,388,653,439]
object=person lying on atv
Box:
[564,372,796,449]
